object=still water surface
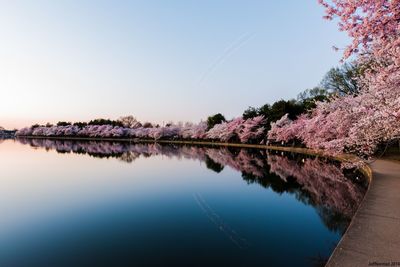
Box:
[0,139,368,267]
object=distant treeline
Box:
[16,63,362,146]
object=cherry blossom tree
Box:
[237,116,266,143]
[268,0,400,159]
[178,122,208,139]
[318,0,400,60]
[267,114,294,143]
[206,117,244,142]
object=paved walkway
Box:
[327,159,400,267]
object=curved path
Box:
[327,159,400,267]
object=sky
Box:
[0,0,349,129]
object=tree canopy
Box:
[206,113,226,130]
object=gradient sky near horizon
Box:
[0,0,349,129]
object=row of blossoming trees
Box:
[16,1,400,159]
[16,115,267,144]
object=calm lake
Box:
[0,139,368,267]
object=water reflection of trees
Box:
[17,138,367,233]
[266,152,367,232]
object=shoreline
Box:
[15,135,372,178]
[14,135,358,157]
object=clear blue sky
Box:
[0,0,348,129]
